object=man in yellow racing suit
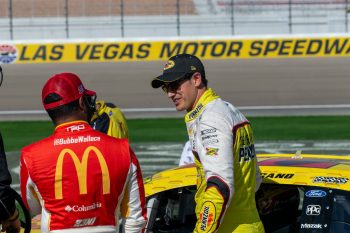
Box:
[151,54,264,233]
[90,100,128,139]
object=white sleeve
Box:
[198,111,234,200]
[179,141,194,166]
[25,177,42,215]
[121,150,147,233]
[255,163,262,192]
[20,156,42,216]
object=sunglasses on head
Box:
[161,73,193,93]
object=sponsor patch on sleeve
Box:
[205,147,219,156]
[197,201,216,232]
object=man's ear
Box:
[96,103,101,111]
[78,96,86,111]
[192,72,203,87]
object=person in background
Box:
[90,100,128,139]
[20,72,147,233]
[151,54,264,233]
[178,140,194,166]
[0,66,21,233]
[0,135,21,233]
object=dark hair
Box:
[105,102,116,108]
[43,93,62,104]
[187,72,207,87]
[44,93,80,122]
[201,73,208,87]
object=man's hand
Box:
[1,209,21,233]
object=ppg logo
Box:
[306,205,321,215]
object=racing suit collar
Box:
[55,120,91,133]
[185,88,219,123]
[90,100,107,122]
[96,101,107,116]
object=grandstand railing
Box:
[0,0,349,40]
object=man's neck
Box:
[54,115,87,127]
[187,87,207,112]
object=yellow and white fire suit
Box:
[185,88,264,233]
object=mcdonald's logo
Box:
[55,146,110,199]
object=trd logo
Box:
[306,205,321,215]
[66,124,85,132]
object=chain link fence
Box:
[0,0,349,40]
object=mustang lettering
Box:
[261,173,294,179]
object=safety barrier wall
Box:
[1,0,350,40]
[1,34,350,64]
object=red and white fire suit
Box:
[185,89,264,233]
[20,121,147,233]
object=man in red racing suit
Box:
[20,73,147,233]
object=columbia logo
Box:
[65,205,72,212]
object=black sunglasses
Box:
[161,74,193,93]
[83,94,97,110]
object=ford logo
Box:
[305,190,327,198]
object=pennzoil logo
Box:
[163,60,175,70]
[144,176,152,184]
[197,201,216,232]
[205,147,219,156]
[0,44,17,64]
[55,146,110,199]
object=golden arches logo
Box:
[55,146,110,199]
